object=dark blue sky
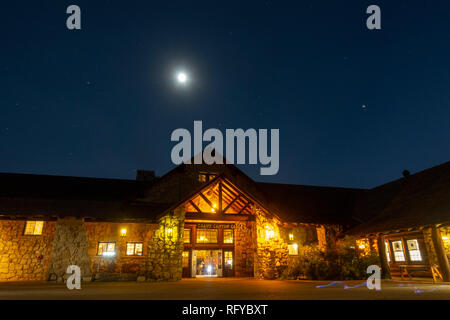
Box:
[1,0,450,188]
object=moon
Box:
[176,71,188,84]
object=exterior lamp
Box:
[265,226,275,241]
[442,236,449,242]
[289,233,294,241]
[120,228,127,238]
[358,244,366,249]
[166,227,174,239]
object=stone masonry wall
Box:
[0,220,56,281]
[423,228,439,266]
[254,207,288,279]
[47,217,91,282]
[85,221,157,279]
[145,207,185,281]
[440,226,450,258]
[234,221,256,277]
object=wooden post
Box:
[377,235,391,279]
[218,182,223,214]
[431,225,450,282]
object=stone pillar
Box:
[47,217,92,282]
[431,225,450,282]
[377,235,391,279]
[146,207,185,281]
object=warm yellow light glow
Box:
[289,233,294,241]
[443,236,449,242]
[265,225,275,240]
[359,244,366,249]
[213,203,217,208]
[166,228,173,238]
[120,228,127,237]
[211,208,215,213]
[293,243,298,250]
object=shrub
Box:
[281,237,382,280]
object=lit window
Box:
[24,221,44,235]
[223,229,234,244]
[126,243,143,256]
[288,243,299,255]
[97,242,116,257]
[198,174,207,183]
[224,251,233,267]
[198,172,217,183]
[407,239,422,261]
[184,229,191,243]
[385,242,391,262]
[182,251,190,268]
[196,229,218,244]
[391,241,405,262]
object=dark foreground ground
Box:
[0,278,449,300]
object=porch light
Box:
[359,244,366,249]
[265,226,275,240]
[289,233,294,241]
[120,228,127,237]
[211,208,215,213]
[166,228,174,239]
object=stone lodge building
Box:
[0,160,449,282]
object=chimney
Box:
[136,170,155,182]
[402,170,411,178]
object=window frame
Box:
[223,229,234,244]
[288,243,299,256]
[196,228,218,244]
[126,242,143,256]
[97,242,117,257]
[184,228,192,244]
[23,221,44,236]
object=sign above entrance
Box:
[196,223,244,230]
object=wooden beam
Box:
[218,182,223,214]
[223,195,241,214]
[185,212,255,221]
[189,200,202,213]
[199,192,213,208]
[377,236,391,279]
[238,201,251,215]
[430,225,450,282]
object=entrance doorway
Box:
[191,250,222,277]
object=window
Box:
[224,251,233,267]
[223,229,234,244]
[198,173,207,183]
[184,229,191,243]
[182,251,190,268]
[24,221,44,235]
[385,242,391,262]
[391,240,405,262]
[288,243,299,255]
[198,172,217,183]
[97,242,116,257]
[407,239,422,261]
[196,229,218,244]
[126,243,143,256]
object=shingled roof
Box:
[256,182,363,225]
[349,161,450,236]
[0,172,172,221]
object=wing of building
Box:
[0,161,449,282]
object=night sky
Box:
[2,0,450,188]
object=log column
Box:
[377,235,391,279]
[431,225,450,282]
